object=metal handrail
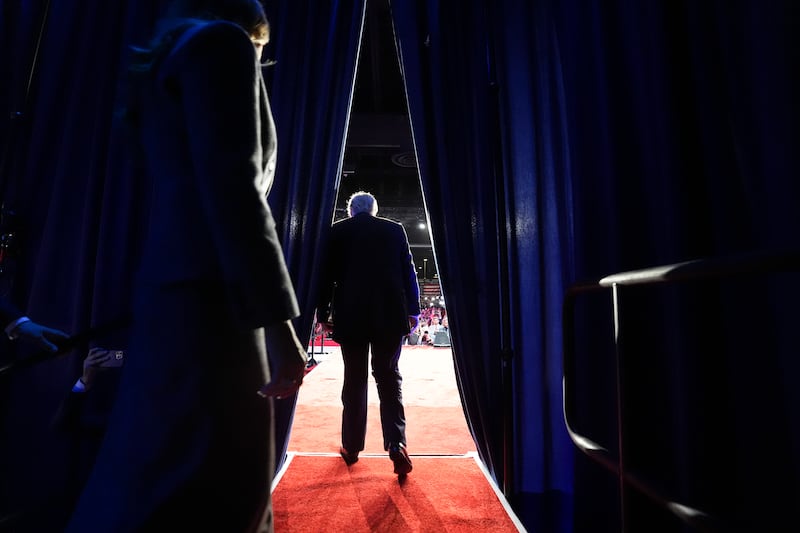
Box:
[562,249,800,532]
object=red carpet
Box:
[272,454,524,532]
[276,347,524,531]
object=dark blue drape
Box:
[391,1,575,530]
[0,2,158,524]
[391,0,508,486]
[554,2,799,531]
[0,0,362,526]
[258,0,366,468]
[394,0,797,531]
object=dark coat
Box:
[317,212,420,343]
[66,21,298,533]
[133,21,295,329]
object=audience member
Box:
[428,315,443,335]
[419,329,432,345]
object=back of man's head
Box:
[347,191,378,217]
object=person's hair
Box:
[130,0,269,74]
[347,191,378,217]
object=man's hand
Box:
[14,321,69,352]
[259,320,308,400]
[81,347,113,389]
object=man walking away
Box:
[316,191,420,477]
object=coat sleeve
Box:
[397,224,421,316]
[169,22,299,329]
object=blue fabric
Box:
[391,0,510,490]
[391,3,575,531]
[259,0,366,469]
[553,2,800,530]
[0,3,158,525]
[393,0,798,531]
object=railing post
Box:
[562,249,800,532]
[611,283,626,532]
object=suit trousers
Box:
[339,336,406,452]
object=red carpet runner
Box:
[272,453,524,532]
[277,347,523,531]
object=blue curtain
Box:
[0,0,363,526]
[391,1,575,531]
[0,2,158,523]
[391,0,507,485]
[259,0,366,469]
[554,2,799,531]
[393,0,798,531]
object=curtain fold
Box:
[553,1,799,531]
[259,0,366,469]
[0,2,157,522]
[393,0,798,531]
[391,0,508,487]
[488,0,576,499]
[391,8,576,533]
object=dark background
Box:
[339,0,437,286]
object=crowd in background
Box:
[406,306,449,346]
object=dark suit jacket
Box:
[317,212,420,343]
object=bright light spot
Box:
[418,223,426,230]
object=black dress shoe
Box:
[388,443,413,476]
[340,446,359,465]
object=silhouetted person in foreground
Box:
[317,191,420,477]
[66,1,307,531]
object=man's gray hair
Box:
[347,191,378,216]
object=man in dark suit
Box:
[317,191,420,476]
[0,297,69,351]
